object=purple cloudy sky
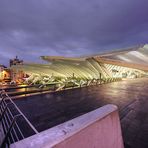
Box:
[0,0,148,65]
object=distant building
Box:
[10,56,23,67]
[0,65,6,80]
[10,56,24,83]
[0,65,11,82]
[0,64,6,72]
[3,68,11,82]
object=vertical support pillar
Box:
[99,73,101,84]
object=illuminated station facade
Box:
[10,44,148,86]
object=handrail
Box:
[0,77,122,98]
[0,90,38,148]
[4,93,38,134]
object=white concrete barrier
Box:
[11,104,124,148]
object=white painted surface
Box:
[11,104,124,148]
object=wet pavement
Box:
[13,78,148,148]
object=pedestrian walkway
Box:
[13,78,148,148]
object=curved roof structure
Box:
[94,44,148,71]
[11,44,148,84]
[12,58,111,79]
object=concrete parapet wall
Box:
[11,104,124,148]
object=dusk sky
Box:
[0,0,148,66]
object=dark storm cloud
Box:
[0,0,148,65]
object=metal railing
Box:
[0,83,57,97]
[0,77,122,98]
[0,90,38,148]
